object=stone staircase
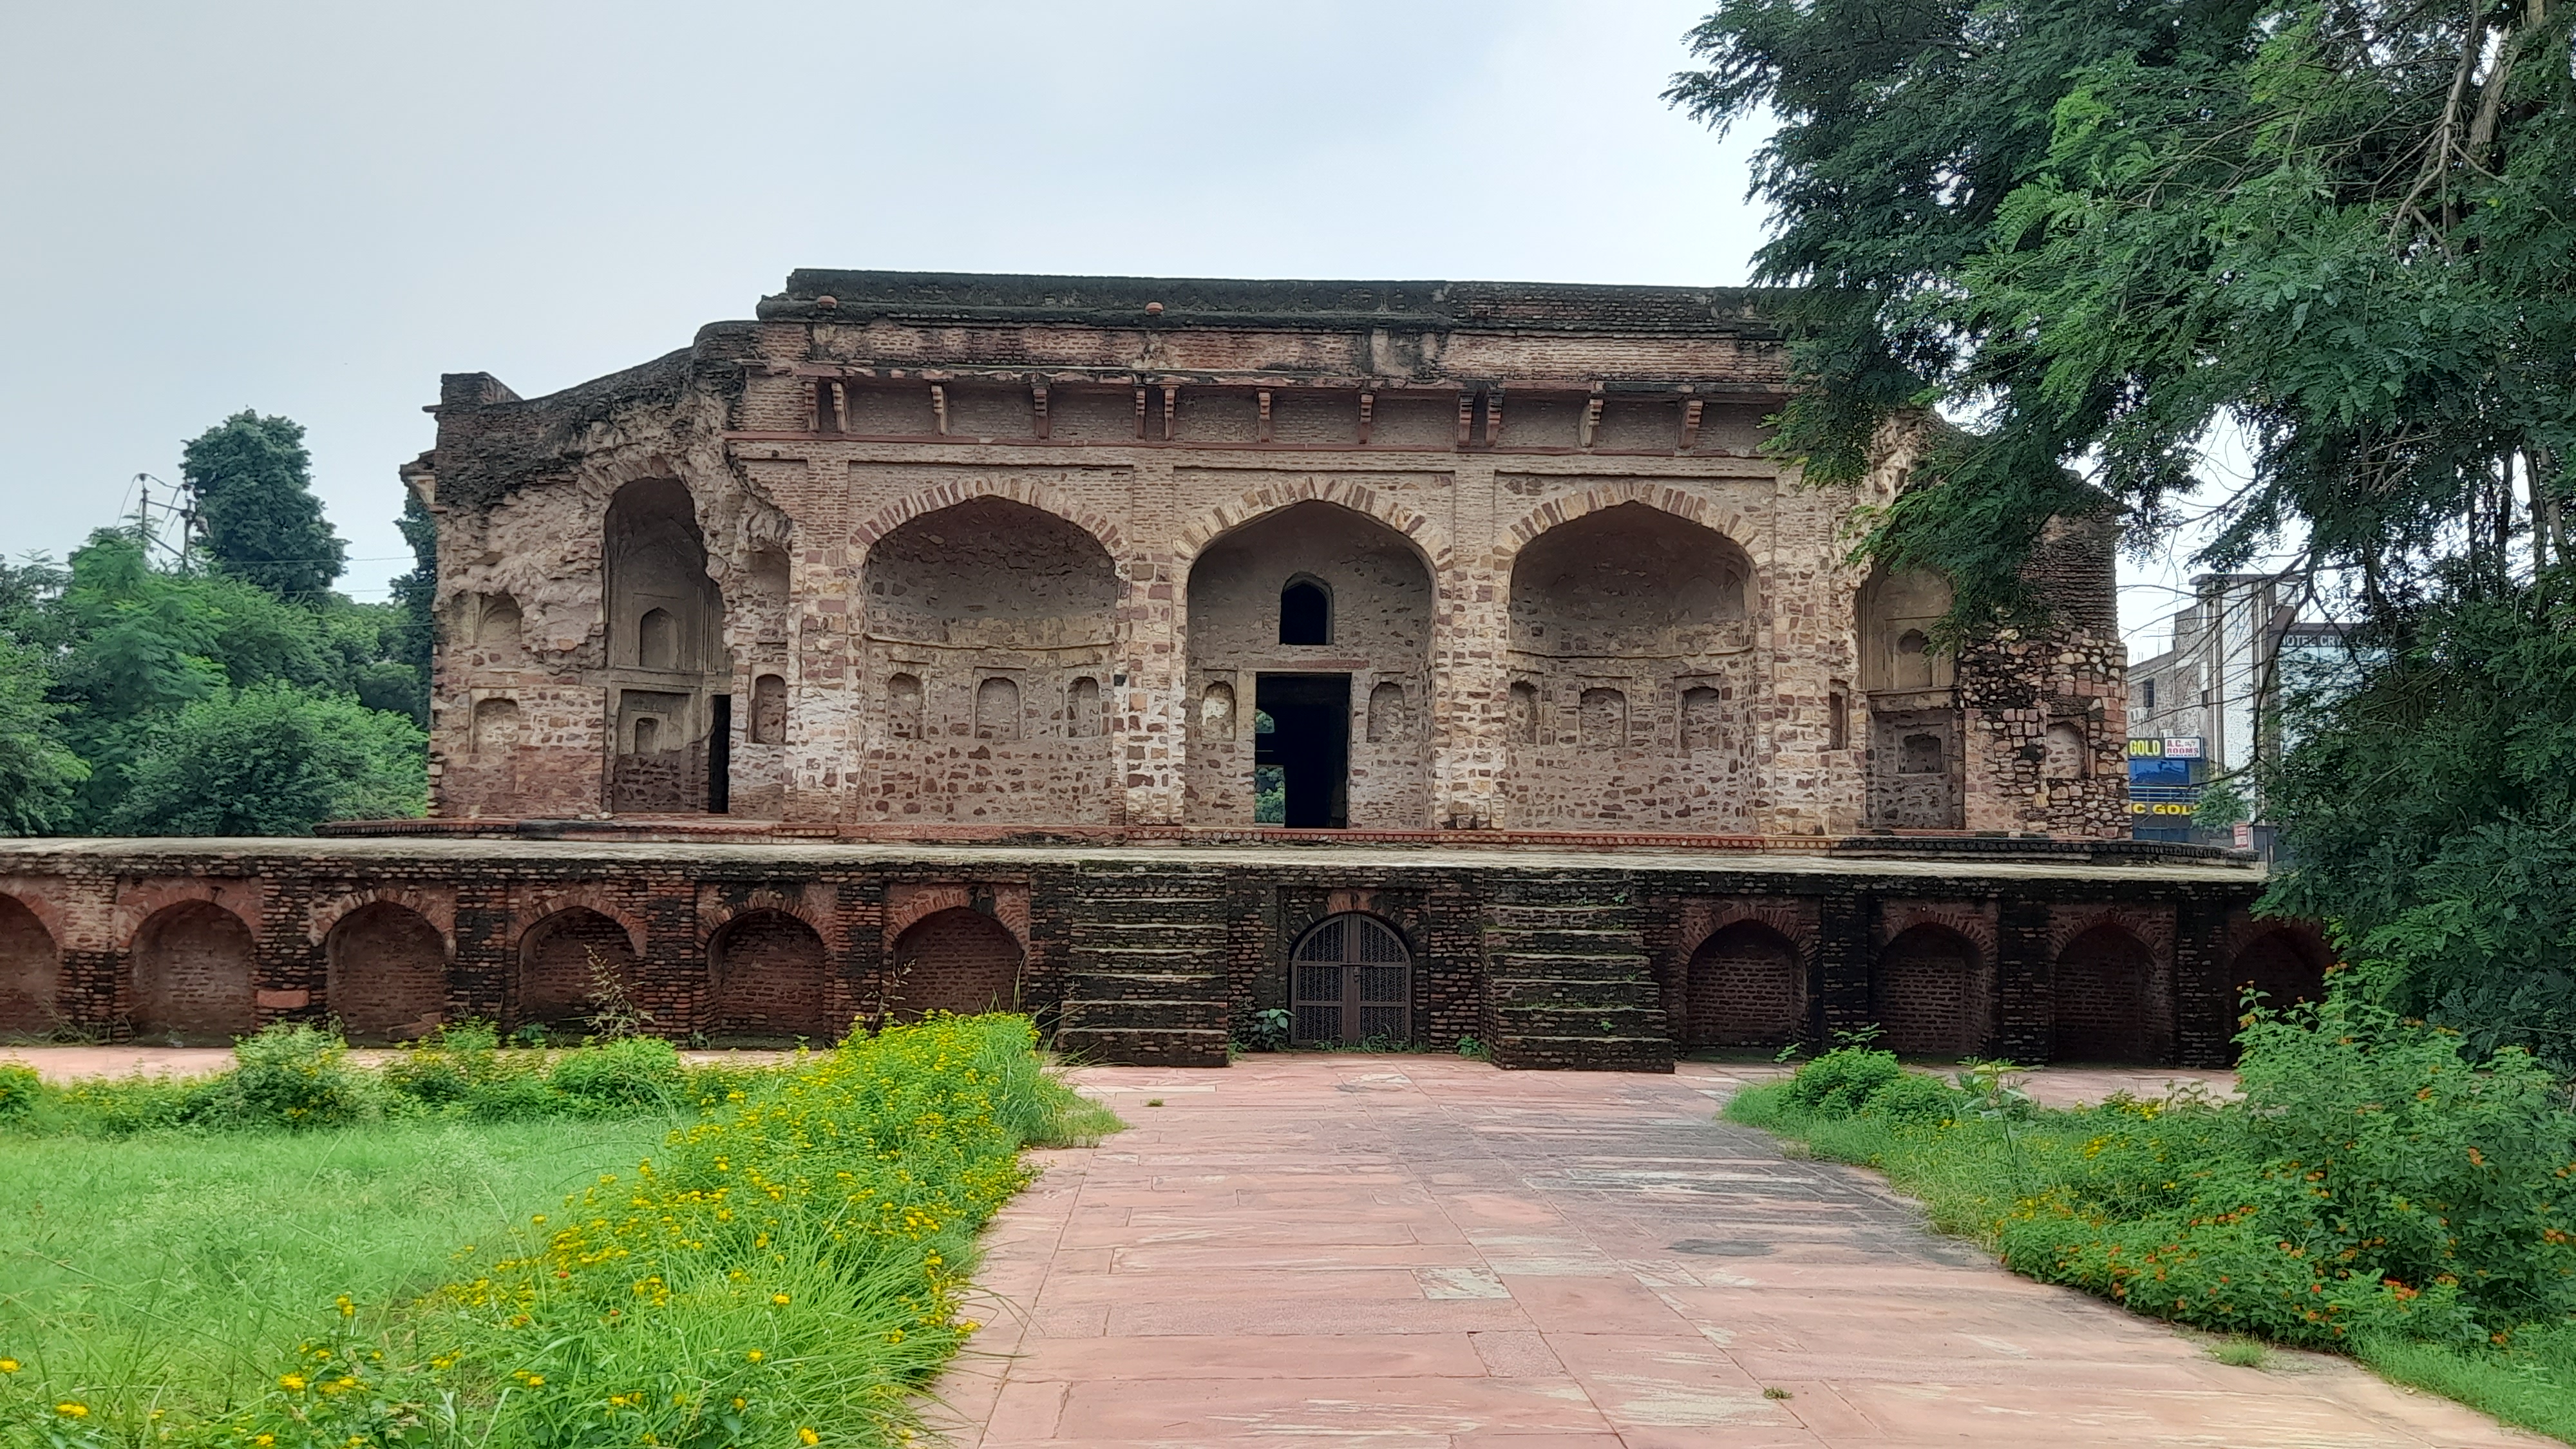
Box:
[1482,876,1673,1072]
[1052,866,1231,1067]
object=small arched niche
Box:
[131,900,256,1044]
[515,908,639,1032]
[710,909,835,1043]
[1279,576,1332,646]
[0,895,61,1039]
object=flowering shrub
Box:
[183,1013,1090,1448]
[1732,995,2576,1414]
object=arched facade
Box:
[858,497,1121,825]
[131,901,256,1043]
[413,270,2130,841]
[1683,921,1803,1050]
[1184,501,1434,828]
[709,909,837,1042]
[884,907,1023,1019]
[0,894,59,1039]
[325,901,447,1042]
[1504,502,1760,829]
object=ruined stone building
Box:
[0,274,2321,1068]
[415,272,2129,837]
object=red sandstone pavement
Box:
[929,1057,2537,1449]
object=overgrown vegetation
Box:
[1,1014,1115,1447]
[0,1023,769,1138]
[1672,0,2576,1068]
[1728,1001,2576,1442]
[0,410,433,837]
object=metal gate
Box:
[1289,913,1412,1046]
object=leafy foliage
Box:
[0,632,85,835]
[2266,570,2576,1068]
[1673,0,2576,1059]
[3,404,431,835]
[182,411,347,600]
[104,683,426,837]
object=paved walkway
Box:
[933,1057,2537,1449]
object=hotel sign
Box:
[2126,736,2205,759]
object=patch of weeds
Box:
[2208,1336,2271,1369]
[1762,1386,1794,1399]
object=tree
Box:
[181,411,346,599]
[384,486,437,724]
[1672,0,2576,1062]
[0,633,86,835]
[106,684,426,836]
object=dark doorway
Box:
[1255,673,1349,828]
[706,694,732,813]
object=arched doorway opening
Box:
[132,901,256,1043]
[326,902,447,1043]
[0,895,60,1039]
[860,497,1120,824]
[2052,925,2158,1064]
[516,909,641,1034]
[1288,914,1413,1047]
[1684,921,1802,1050]
[1506,502,1757,828]
[886,908,1023,1020]
[1872,923,1991,1059]
[710,910,837,1043]
[1184,502,1432,828]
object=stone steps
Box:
[1481,878,1671,1073]
[1054,867,1231,1067]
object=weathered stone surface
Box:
[409,270,2126,838]
[0,837,2316,1071]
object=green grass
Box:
[1727,1044,2576,1446]
[0,1115,679,1435]
[1,1016,1117,1448]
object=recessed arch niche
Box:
[0,895,60,1039]
[131,901,257,1044]
[515,907,641,1032]
[605,478,729,815]
[1858,564,1963,829]
[2053,924,2160,1064]
[1871,923,1992,1059]
[1505,502,1758,829]
[1182,500,1432,828]
[885,908,1023,1020]
[1684,921,1802,1050]
[327,902,448,1042]
[710,909,835,1043]
[857,497,1119,824]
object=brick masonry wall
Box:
[0,841,2289,1068]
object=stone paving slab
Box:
[931,1056,2541,1449]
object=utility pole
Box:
[129,473,200,571]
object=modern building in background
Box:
[2125,573,2353,848]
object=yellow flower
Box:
[746,1349,764,1362]
[254,1437,276,1446]
[772,1293,791,1306]
[800,1429,820,1445]
[528,1374,545,1386]
[732,1397,747,1410]
[335,1294,355,1317]
[55,1403,89,1417]
[0,1358,16,1372]
[279,1374,308,1391]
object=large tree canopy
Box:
[1674,0,2576,1062]
[1671,0,2574,615]
[182,410,348,599]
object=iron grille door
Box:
[1289,914,1412,1046]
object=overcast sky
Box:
[0,0,2198,650]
